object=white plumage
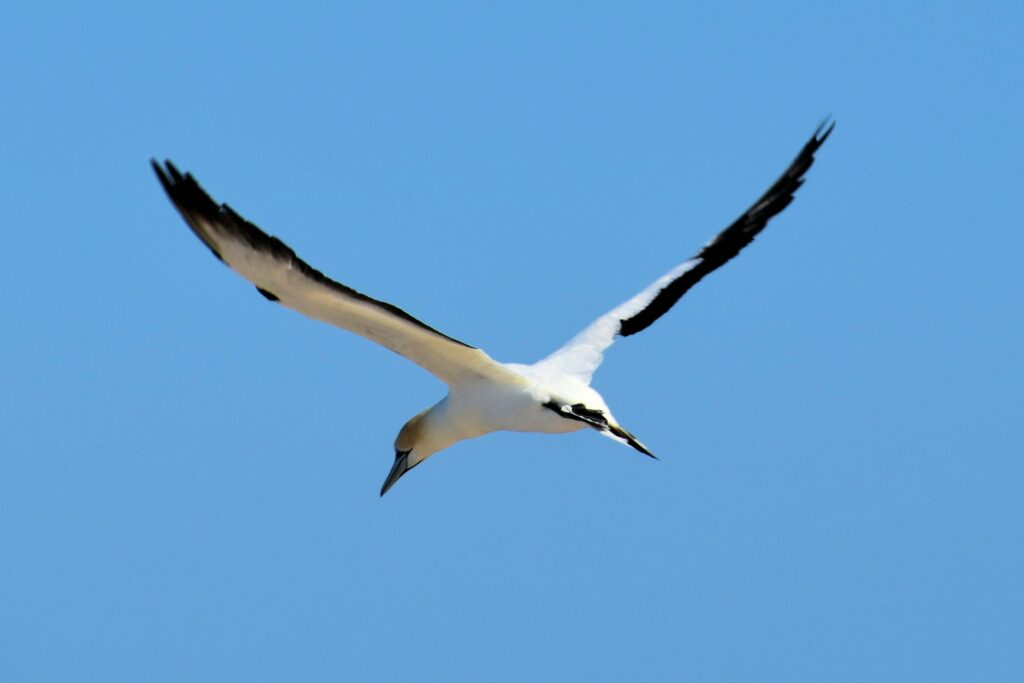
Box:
[153,122,832,495]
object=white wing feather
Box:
[533,258,701,383]
[153,161,518,388]
[534,122,834,385]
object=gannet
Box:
[153,122,833,495]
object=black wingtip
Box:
[150,158,170,190]
[150,158,182,181]
[151,158,228,263]
[813,118,836,145]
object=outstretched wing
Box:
[153,161,515,387]
[535,121,834,383]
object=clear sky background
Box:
[2,2,1021,681]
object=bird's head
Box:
[380,408,440,496]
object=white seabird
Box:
[153,122,833,495]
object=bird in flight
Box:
[153,122,833,495]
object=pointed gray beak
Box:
[380,450,412,496]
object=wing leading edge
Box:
[152,161,512,387]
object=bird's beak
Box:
[380,450,412,496]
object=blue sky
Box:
[2,2,1022,680]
